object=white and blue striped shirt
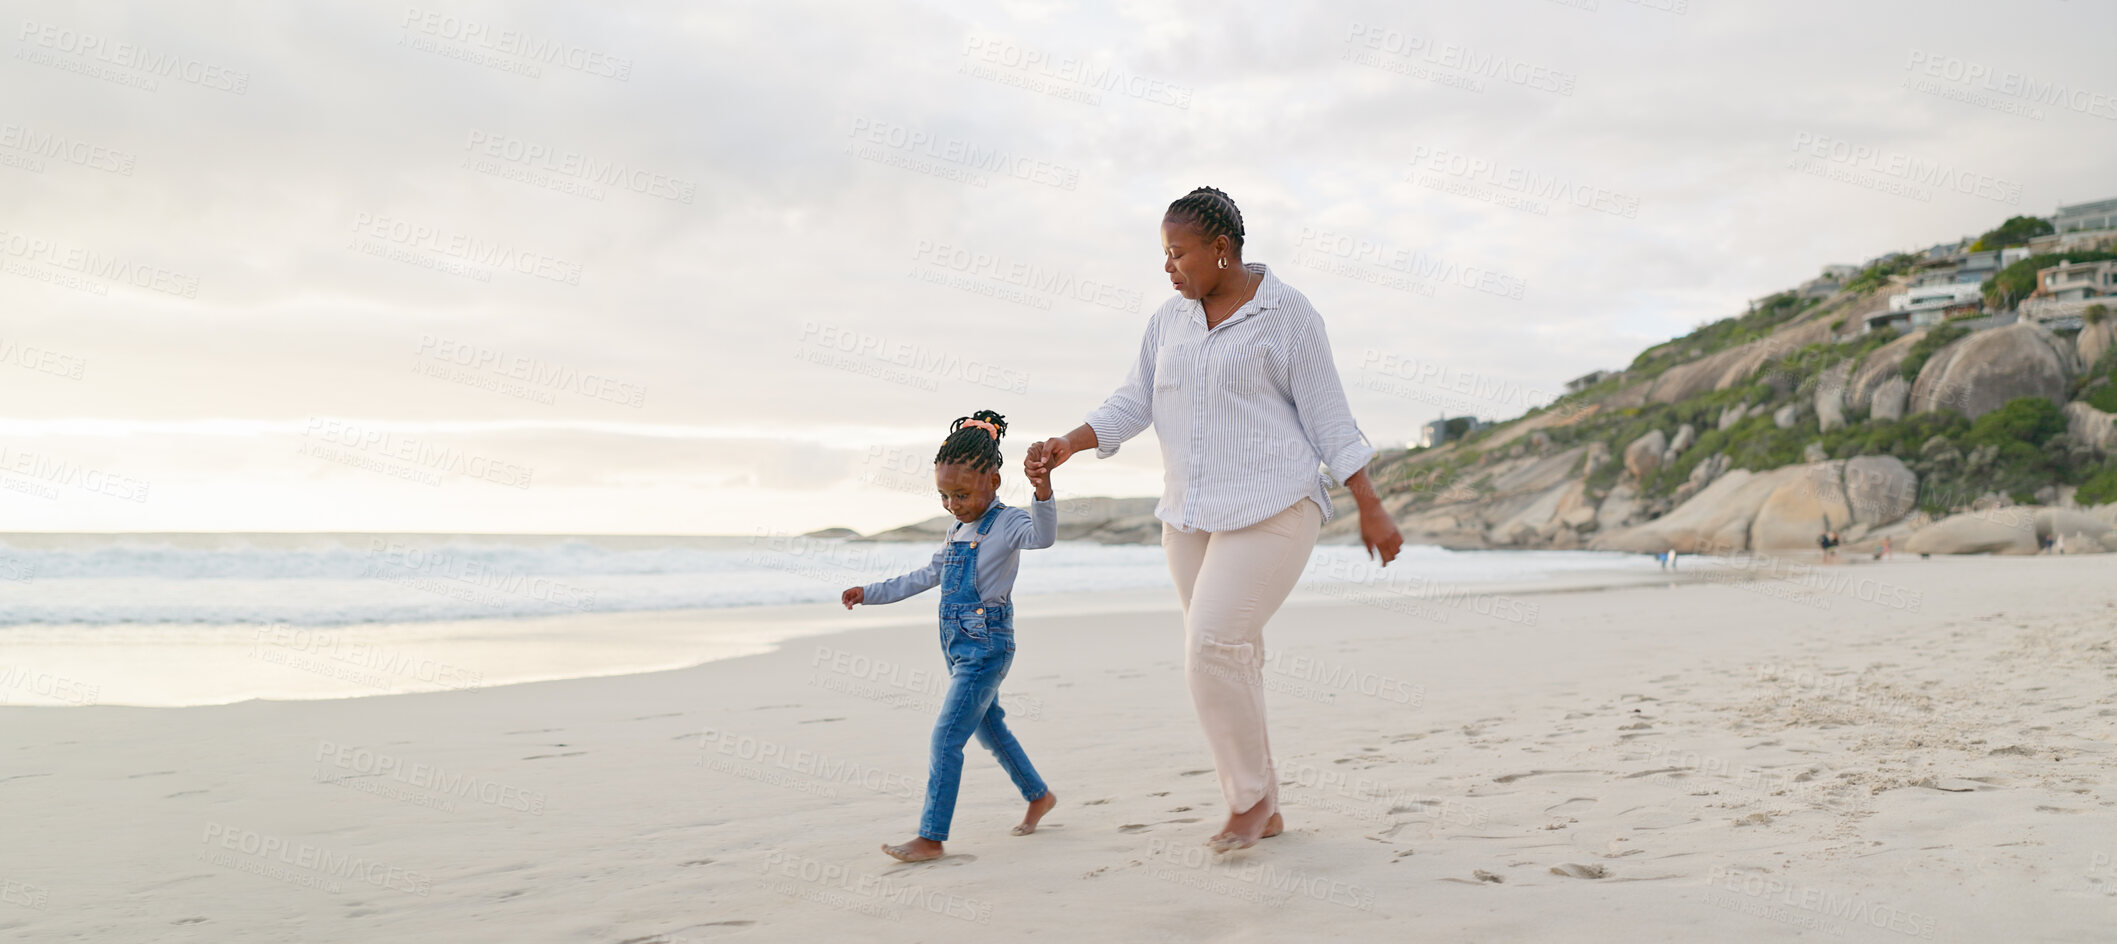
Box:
[1084,263,1376,533]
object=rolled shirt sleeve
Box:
[860,549,941,606]
[1289,315,1377,487]
[1082,312,1161,459]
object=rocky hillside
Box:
[850,232,2117,556]
[1315,248,2117,556]
[854,496,1162,544]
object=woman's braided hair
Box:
[1164,186,1245,253]
[934,409,1008,473]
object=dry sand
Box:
[2,554,2113,942]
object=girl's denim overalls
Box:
[918,502,1048,841]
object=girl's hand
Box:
[1024,442,1054,500]
[1360,506,1404,566]
[841,587,864,608]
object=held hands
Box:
[1025,436,1073,480]
[1024,441,1054,500]
[840,586,864,609]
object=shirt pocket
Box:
[1217,342,1280,397]
[1152,342,1189,391]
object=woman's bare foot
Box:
[1010,791,1057,836]
[1206,801,1280,854]
[880,837,944,862]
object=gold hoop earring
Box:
[1218,257,1228,269]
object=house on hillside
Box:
[1909,247,2029,288]
[1420,414,1488,449]
[1563,369,1613,394]
[1868,283,1985,333]
[2023,197,2117,254]
[1797,264,1859,298]
[2051,197,2117,234]
[2020,259,2117,331]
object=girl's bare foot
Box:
[1011,791,1057,836]
[1206,802,1280,854]
[880,837,944,862]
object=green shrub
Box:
[2079,461,2117,506]
[1899,324,1970,381]
[1965,397,2066,449]
[2089,384,2117,414]
[1967,215,2054,251]
[1845,255,1913,296]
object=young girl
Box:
[840,410,1058,862]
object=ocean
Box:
[0,532,1663,627]
[0,533,1672,707]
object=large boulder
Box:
[1624,430,1667,481]
[1846,329,1926,411]
[1718,402,1748,431]
[1596,483,1638,532]
[1591,466,1805,554]
[1907,323,2076,419]
[1815,361,1851,431]
[1486,483,1571,546]
[1666,423,1696,459]
[1901,508,2038,555]
[2079,318,2116,369]
[2034,507,2113,554]
[1671,452,1731,505]
[1644,318,1840,404]
[1841,455,1918,526]
[2066,401,2117,455]
[1750,461,1854,551]
[1869,376,1910,422]
[1773,404,1799,429]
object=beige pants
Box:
[1161,497,1321,814]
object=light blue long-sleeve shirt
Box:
[860,498,1057,606]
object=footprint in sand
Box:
[1081,799,1111,806]
[1549,863,1607,879]
[1622,767,1688,779]
[1494,770,1597,783]
[1118,824,1151,833]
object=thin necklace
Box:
[1207,268,1259,327]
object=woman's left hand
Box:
[1360,505,1404,566]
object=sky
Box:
[3,0,2114,535]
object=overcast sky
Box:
[4,0,2114,535]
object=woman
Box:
[1027,186,1404,853]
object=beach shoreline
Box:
[3,554,2111,941]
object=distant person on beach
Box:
[840,411,1059,862]
[1026,186,1404,854]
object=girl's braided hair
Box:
[1164,186,1245,253]
[934,409,1008,473]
